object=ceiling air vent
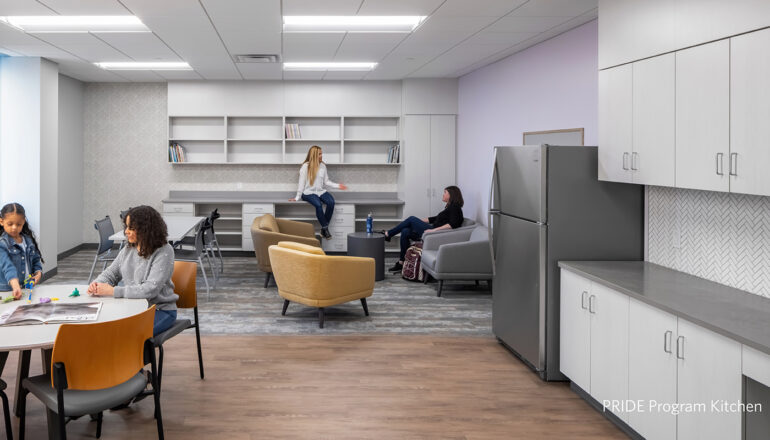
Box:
[233,54,280,63]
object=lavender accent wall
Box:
[457,20,599,223]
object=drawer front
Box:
[242,237,255,251]
[242,213,261,228]
[243,203,274,215]
[334,204,355,215]
[743,345,770,388]
[328,224,354,236]
[163,203,194,214]
[322,240,346,252]
[330,213,355,227]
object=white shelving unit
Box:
[168,115,400,165]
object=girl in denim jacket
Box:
[0,203,43,299]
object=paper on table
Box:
[0,302,103,326]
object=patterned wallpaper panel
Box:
[647,186,770,298]
[82,83,397,242]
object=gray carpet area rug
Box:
[51,249,493,335]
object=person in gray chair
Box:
[382,185,464,273]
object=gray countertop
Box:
[163,191,403,205]
[559,261,770,356]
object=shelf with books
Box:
[285,140,341,164]
[285,117,341,140]
[343,140,400,164]
[168,140,225,163]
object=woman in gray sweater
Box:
[88,205,178,335]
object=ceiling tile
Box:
[281,0,362,15]
[56,59,129,82]
[433,0,527,17]
[283,33,345,61]
[201,0,281,55]
[37,0,130,14]
[410,42,511,77]
[282,70,325,80]
[334,33,407,61]
[110,69,166,82]
[486,16,571,33]
[154,69,205,80]
[468,31,539,46]
[33,33,132,62]
[358,0,444,15]
[236,63,283,80]
[0,0,56,14]
[509,0,597,17]
[322,70,367,80]
[92,32,180,61]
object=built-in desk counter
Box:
[162,191,404,252]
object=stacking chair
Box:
[173,227,212,299]
[0,378,11,440]
[18,307,163,440]
[88,216,118,283]
[175,210,223,279]
[152,261,204,392]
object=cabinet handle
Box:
[729,153,738,176]
[622,152,629,170]
[676,335,685,359]
[664,330,673,353]
[631,152,639,170]
[588,295,596,314]
[716,153,724,176]
[580,291,588,310]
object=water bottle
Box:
[366,212,373,233]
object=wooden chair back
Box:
[172,261,198,309]
[51,306,155,390]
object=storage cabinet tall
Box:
[403,115,456,218]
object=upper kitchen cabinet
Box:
[632,53,675,187]
[598,64,632,183]
[675,0,770,50]
[730,27,770,197]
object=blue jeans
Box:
[387,216,431,261]
[301,192,335,228]
[154,309,177,336]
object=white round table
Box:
[0,284,148,439]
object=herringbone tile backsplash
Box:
[648,186,770,298]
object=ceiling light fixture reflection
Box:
[0,16,149,33]
[283,16,425,33]
[95,62,192,70]
[283,62,377,71]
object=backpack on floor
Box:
[401,241,424,282]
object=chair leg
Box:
[360,298,369,316]
[96,411,103,438]
[193,307,204,380]
[264,272,272,288]
[214,240,224,274]
[157,345,164,392]
[475,280,480,286]
[318,308,325,328]
[437,280,444,297]
[205,250,217,287]
[281,299,289,316]
[1,391,11,440]
[150,361,165,440]
[87,253,98,283]
[18,388,26,440]
[198,258,210,301]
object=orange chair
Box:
[18,307,163,440]
[152,261,204,391]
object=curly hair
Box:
[123,205,168,258]
[444,185,464,208]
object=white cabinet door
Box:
[429,115,456,213]
[598,65,633,183]
[677,319,742,440]
[589,283,630,422]
[628,299,678,440]
[675,0,770,50]
[559,270,591,392]
[675,40,730,192]
[403,115,431,218]
[730,28,770,197]
[632,53,675,186]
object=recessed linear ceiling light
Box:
[0,16,149,33]
[283,16,425,33]
[95,62,192,71]
[283,62,377,71]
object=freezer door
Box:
[494,146,547,223]
[492,214,546,371]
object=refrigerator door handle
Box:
[488,148,501,262]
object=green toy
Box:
[69,288,80,298]
[2,296,14,303]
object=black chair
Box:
[175,209,223,279]
[88,216,118,283]
[173,227,212,300]
[0,378,11,440]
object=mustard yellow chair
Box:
[268,241,375,328]
[251,214,320,287]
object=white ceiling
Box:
[0,0,597,82]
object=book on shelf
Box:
[285,123,301,139]
[0,302,103,326]
[387,143,400,163]
[169,143,186,163]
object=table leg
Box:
[0,351,8,376]
[13,350,30,417]
[41,348,52,374]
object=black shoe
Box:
[321,228,332,239]
[388,262,403,272]
[377,230,391,242]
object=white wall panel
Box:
[403,78,458,114]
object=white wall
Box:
[0,57,58,271]
[58,74,84,253]
[457,20,599,223]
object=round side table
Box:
[347,232,386,281]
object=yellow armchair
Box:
[251,214,320,287]
[268,241,375,328]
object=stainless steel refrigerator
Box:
[489,145,643,381]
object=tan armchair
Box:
[268,241,374,328]
[251,214,320,287]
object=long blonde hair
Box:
[302,145,323,185]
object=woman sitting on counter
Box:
[382,185,464,273]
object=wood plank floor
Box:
[2,334,626,439]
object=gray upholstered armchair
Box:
[421,226,493,297]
